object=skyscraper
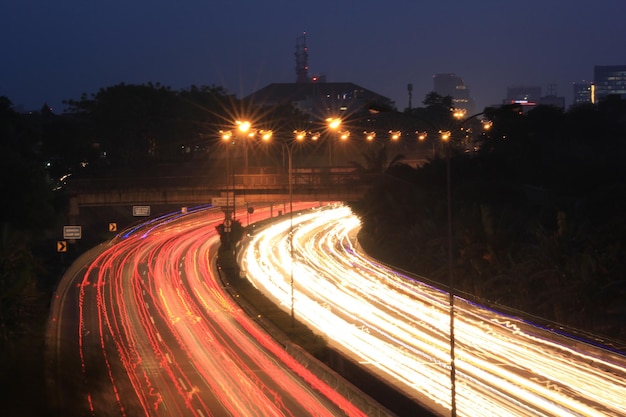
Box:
[433,73,474,114]
[505,86,542,104]
[593,65,626,102]
[572,82,593,105]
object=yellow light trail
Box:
[241,204,626,417]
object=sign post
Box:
[57,241,67,252]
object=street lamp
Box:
[389,130,402,141]
[442,109,488,417]
[268,130,307,327]
[326,117,342,166]
[441,128,456,417]
[236,120,254,175]
[219,130,234,221]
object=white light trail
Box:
[241,204,626,417]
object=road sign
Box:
[63,225,82,239]
[133,205,151,216]
[109,223,117,232]
[211,197,245,207]
[57,241,67,252]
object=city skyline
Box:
[2,1,625,113]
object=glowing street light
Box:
[235,120,254,174]
[326,117,341,131]
[452,109,466,120]
[260,130,273,141]
[294,130,306,141]
[389,130,402,141]
[325,117,343,166]
[236,120,251,134]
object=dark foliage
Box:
[351,98,626,343]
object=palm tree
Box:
[349,143,406,175]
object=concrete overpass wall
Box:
[70,184,368,207]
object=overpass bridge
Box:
[66,169,371,215]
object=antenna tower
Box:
[295,32,309,83]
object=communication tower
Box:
[295,32,310,83]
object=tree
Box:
[350,99,626,341]
[349,143,406,175]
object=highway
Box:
[46,203,380,417]
[241,204,626,417]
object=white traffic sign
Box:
[211,197,245,207]
[63,225,82,239]
[133,205,151,216]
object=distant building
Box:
[593,65,626,102]
[246,33,394,119]
[245,81,394,119]
[539,95,565,109]
[433,73,475,114]
[505,86,542,105]
[504,85,565,110]
[503,86,541,112]
[572,82,593,105]
[538,83,565,109]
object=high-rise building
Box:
[572,82,593,105]
[538,83,565,109]
[433,73,474,114]
[505,86,542,104]
[593,65,626,102]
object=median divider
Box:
[215,244,398,417]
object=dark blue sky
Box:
[2,1,624,113]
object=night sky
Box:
[2,1,625,113]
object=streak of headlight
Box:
[241,204,626,417]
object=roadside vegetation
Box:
[350,97,626,346]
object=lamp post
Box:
[236,120,253,176]
[441,109,467,417]
[286,132,307,327]
[440,128,456,417]
[221,120,254,218]
[443,109,487,417]
[219,129,234,225]
[326,117,342,166]
[267,130,306,327]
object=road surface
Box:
[241,204,626,417]
[46,203,382,417]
